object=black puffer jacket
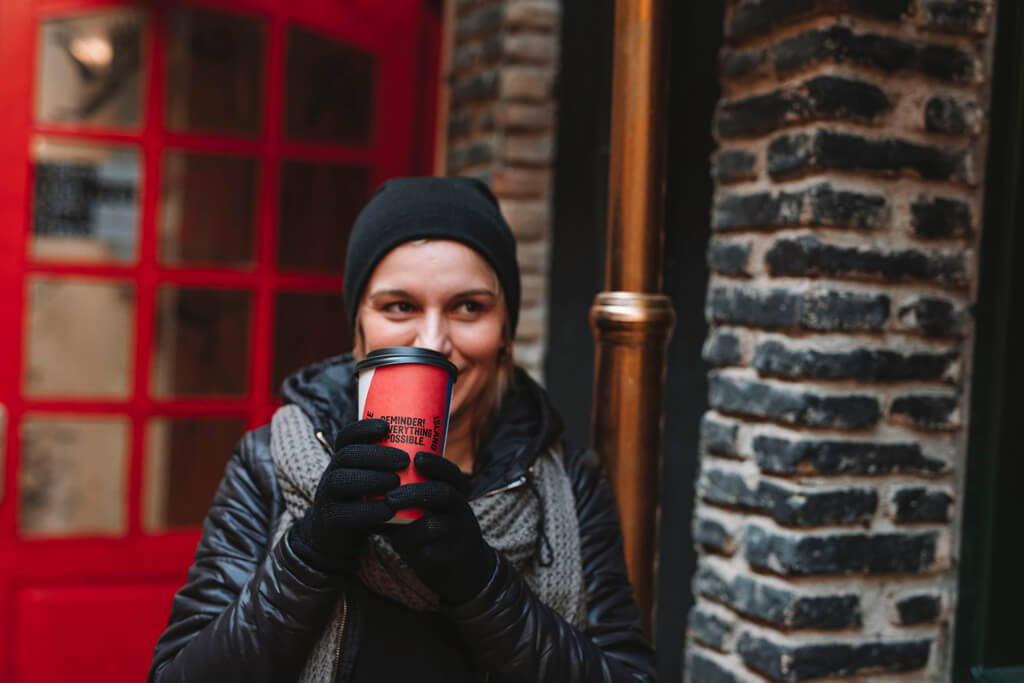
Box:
[148,355,656,682]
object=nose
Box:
[413,310,453,357]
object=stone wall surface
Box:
[686,1,996,681]
[445,0,561,379]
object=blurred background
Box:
[0,0,1021,681]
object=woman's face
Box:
[357,240,506,424]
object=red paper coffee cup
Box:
[355,347,457,523]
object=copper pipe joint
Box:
[590,291,675,633]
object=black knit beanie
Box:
[343,177,521,335]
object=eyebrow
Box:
[367,289,413,299]
[367,288,497,299]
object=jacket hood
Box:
[280,354,565,497]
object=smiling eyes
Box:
[380,298,489,317]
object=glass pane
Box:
[19,415,128,537]
[152,287,250,397]
[166,8,264,135]
[144,417,245,530]
[160,152,257,266]
[24,278,134,398]
[285,26,375,144]
[31,138,140,263]
[272,292,350,394]
[36,9,143,128]
[278,163,370,272]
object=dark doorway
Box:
[546,2,723,681]
[954,1,1024,679]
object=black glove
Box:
[382,452,497,604]
[288,419,407,574]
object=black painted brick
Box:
[710,373,881,429]
[925,96,979,135]
[897,296,966,337]
[453,43,481,73]
[456,3,503,40]
[708,241,752,277]
[743,525,939,575]
[890,392,959,426]
[910,196,973,239]
[707,286,890,332]
[694,516,736,554]
[892,487,953,523]
[687,650,745,683]
[447,142,493,171]
[701,467,878,526]
[921,0,987,33]
[846,0,912,20]
[714,190,804,231]
[482,36,502,62]
[727,0,815,38]
[768,129,970,182]
[895,593,943,625]
[774,24,976,82]
[727,0,910,40]
[765,235,965,286]
[448,112,472,139]
[761,480,877,526]
[737,632,932,681]
[695,565,862,630]
[703,330,744,366]
[753,435,948,476]
[722,48,768,80]
[707,287,799,329]
[714,149,758,182]
[451,70,500,103]
[891,392,959,429]
[714,183,887,231]
[701,413,741,458]
[807,184,888,229]
[753,340,958,382]
[718,76,890,137]
[802,289,891,332]
[689,606,734,651]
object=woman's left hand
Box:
[383,453,497,604]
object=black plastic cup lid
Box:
[355,346,458,379]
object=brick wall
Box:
[445,0,560,379]
[686,1,996,681]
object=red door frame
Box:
[0,0,441,678]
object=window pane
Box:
[272,292,350,395]
[278,163,370,272]
[152,287,250,397]
[24,278,134,398]
[144,417,245,530]
[285,26,375,144]
[31,138,140,263]
[160,152,257,266]
[19,415,128,537]
[166,8,264,135]
[36,9,143,128]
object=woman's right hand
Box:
[287,419,408,574]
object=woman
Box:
[148,177,656,682]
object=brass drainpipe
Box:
[590,0,674,635]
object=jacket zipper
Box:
[479,475,527,498]
[315,431,331,452]
[332,594,349,679]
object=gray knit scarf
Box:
[269,405,586,682]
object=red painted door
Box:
[0,0,440,680]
